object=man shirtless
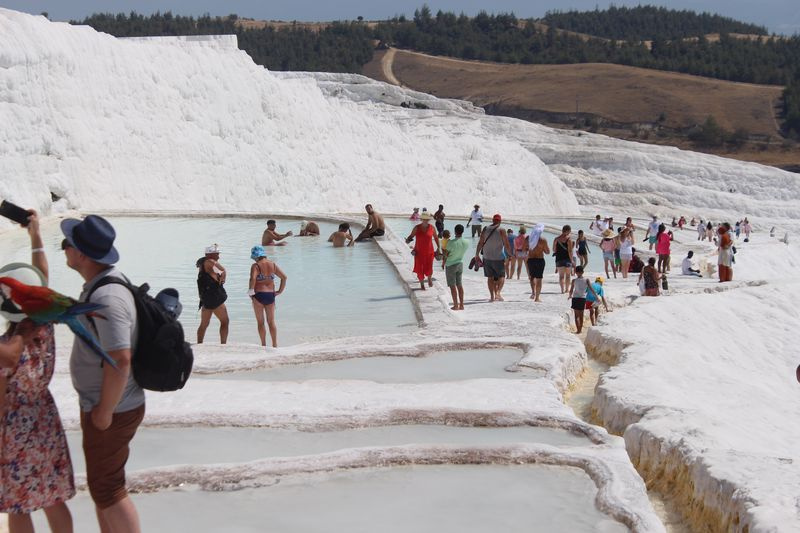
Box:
[355,204,386,242]
[526,225,550,302]
[262,219,293,246]
[328,223,355,247]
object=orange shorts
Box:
[80,404,145,509]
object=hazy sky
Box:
[2,1,799,35]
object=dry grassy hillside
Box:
[363,49,799,169]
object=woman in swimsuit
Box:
[575,230,589,269]
[638,257,660,297]
[552,225,574,294]
[248,246,288,347]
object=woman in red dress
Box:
[405,212,441,290]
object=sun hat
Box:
[205,244,221,255]
[0,263,46,322]
[250,245,267,260]
[602,229,614,237]
[595,276,604,284]
[492,214,502,223]
[60,214,119,265]
[420,212,432,221]
[155,288,182,319]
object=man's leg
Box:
[196,307,212,343]
[98,497,140,533]
[213,304,229,344]
[457,285,464,309]
[487,278,494,301]
[449,285,458,309]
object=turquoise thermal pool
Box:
[201,348,541,382]
[0,216,418,346]
[66,425,593,472]
[42,465,627,533]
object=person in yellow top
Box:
[440,229,450,269]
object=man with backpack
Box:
[61,214,145,533]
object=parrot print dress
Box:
[1,323,75,513]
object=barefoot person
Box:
[196,244,229,344]
[600,229,618,279]
[444,224,469,310]
[575,230,589,269]
[527,223,549,302]
[475,214,511,302]
[248,246,287,347]
[639,257,661,296]
[355,204,386,241]
[328,223,355,247]
[298,220,320,236]
[61,214,145,533]
[586,276,610,326]
[466,204,483,238]
[568,265,599,334]
[1,211,75,533]
[262,219,293,246]
[717,222,734,282]
[433,204,446,238]
[553,225,574,294]
[405,212,441,291]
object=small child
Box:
[440,229,451,269]
[568,265,599,334]
[585,276,610,326]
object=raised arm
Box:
[26,210,48,283]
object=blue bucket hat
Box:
[60,214,119,265]
[250,245,267,260]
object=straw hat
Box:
[602,229,614,237]
[420,212,432,221]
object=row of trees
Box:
[783,78,800,137]
[73,12,374,72]
[541,5,768,41]
[373,7,799,85]
[73,9,799,135]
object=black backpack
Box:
[88,276,193,392]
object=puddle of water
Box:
[44,465,627,533]
[202,349,540,382]
[0,217,417,345]
[66,425,593,473]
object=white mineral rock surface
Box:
[3,8,800,533]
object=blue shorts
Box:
[253,292,275,306]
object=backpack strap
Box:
[85,275,135,334]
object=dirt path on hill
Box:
[381,48,402,86]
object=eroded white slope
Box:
[586,238,800,531]
[310,73,800,230]
[0,9,577,218]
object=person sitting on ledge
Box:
[355,204,385,242]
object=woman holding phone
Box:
[0,210,75,532]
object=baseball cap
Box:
[492,214,501,223]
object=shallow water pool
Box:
[66,424,592,473]
[0,216,417,345]
[43,465,627,532]
[203,348,540,382]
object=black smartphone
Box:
[0,200,30,226]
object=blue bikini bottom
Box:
[253,292,275,306]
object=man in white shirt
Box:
[645,215,660,250]
[467,204,483,238]
[681,250,702,277]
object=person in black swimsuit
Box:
[196,244,229,344]
[552,225,574,294]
